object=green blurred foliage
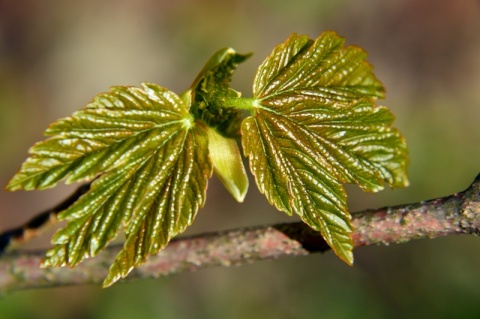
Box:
[0,0,479,318]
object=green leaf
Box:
[206,126,248,202]
[7,83,212,285]
[242,32,408,264]
[7,84,194,190]
[253,32,385,102]
[102,123,211,287]
[242,112,354,264]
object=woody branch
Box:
[0,173,478,294]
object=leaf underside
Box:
[7,83,212,286]
[242,32,408,264]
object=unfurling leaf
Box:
[189,47,251,138]
[8,83,212,286]
[242,32,408,264]
[189,47,250,202]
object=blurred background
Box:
[1,0,479,318]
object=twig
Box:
[0,183,90,252]
[0,173,479,294]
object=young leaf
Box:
[253,32,385,102]
[102,124,211,287]
[7,83,213,285]
[187,47,250,202]
[242,32,409,265]
[189,47,251,138]
[207,127,248,202]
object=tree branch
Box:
[1,173,479,294]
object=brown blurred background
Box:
[1,0,479,318]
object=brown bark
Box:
[0,173,478,294]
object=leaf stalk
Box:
[222,97,258,110]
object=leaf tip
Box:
[41,245,67,268]
[102,270,123,288]
[225,179,248,203]
[330,232,354,266]
[102,256,134,288]
[4,173,27,192]
[4,181,15,192]
[340,250,354,267]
